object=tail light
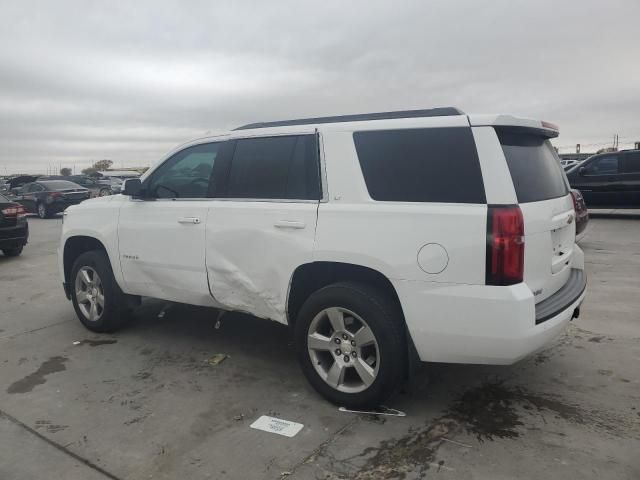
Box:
[570,190,579,212]
[486,205,524,286]
[48,191,63,198]
[1,204,27,217]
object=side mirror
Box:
[578,166,586,176]
[123,178,143,197]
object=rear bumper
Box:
[394,267,586,365]
[0,221,29,248]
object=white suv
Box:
[59,108,586,407]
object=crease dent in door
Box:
[206,252,286,322]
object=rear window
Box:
[497,130,568,203]
[353,127,486,203]
[40,180,81,190]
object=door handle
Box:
[274,220,306,229]
[177,217,201,224]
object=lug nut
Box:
[351,340,356,346]
[342,334,349,340]
[334,338,341,344]
[351,351,357,357]
[335,349,341,355]
[343,355,350,362]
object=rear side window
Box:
[497,130,568,203]
[621,151,640,173]
[353,127,486,203]
[226,135,320,200]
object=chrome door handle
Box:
[274,220,306,229]
[177,217,201,224]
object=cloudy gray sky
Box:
[1,0,638,174]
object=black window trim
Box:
[214,132,324,203]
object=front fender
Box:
[59,197,127,293]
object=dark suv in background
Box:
[566,149,640,208]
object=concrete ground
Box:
[1,216,638,480]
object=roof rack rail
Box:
[234,107,464,130]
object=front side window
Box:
[225,135,320,200]
[585,156,618,175]
[146,143,219,198]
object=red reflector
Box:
[486,206,524,286]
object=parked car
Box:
[6,175,41,194]
[15,180,90,218]
[566,149,640,207]
[59,108,586,407]
[560,159,583,171]
[571,189,589,240]
[104,176,124,194]
[0,193,29,256]
[42,175,112,197]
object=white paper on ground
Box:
[250,415,304,438]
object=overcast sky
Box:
[0,0,638,174]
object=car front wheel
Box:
[70,250,131,332]
[295,282,406,408]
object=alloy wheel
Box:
[75,266,105,322]
[307,307,380,393]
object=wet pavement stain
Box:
[7,356,68,394]
[340,382,627,479]
[447,382,588,442]
[78,339,117,347]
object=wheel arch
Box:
[63,236,114,296]
[287,261,405,327]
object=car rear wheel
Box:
[2,246,23,257]
[37,202,51,219]
[71,250,131,332]
[98,188,111,197]
[295,281,406,408]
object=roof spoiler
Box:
[468,114,559,138]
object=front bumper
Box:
[394,267,586,365]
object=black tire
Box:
[98,188,111,197]
[37,202,51,219]
[294,281,406,408]
[70,250,131,333]
[2,246,23,257]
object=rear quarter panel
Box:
[315,130,487,284]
